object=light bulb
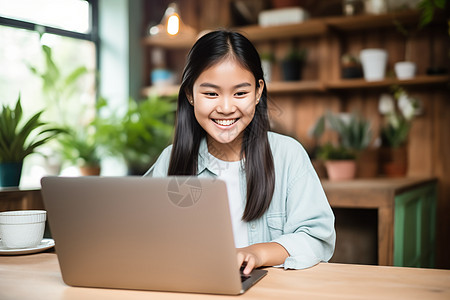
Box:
[167,14,180,35]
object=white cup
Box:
[394,61,416,79]
[0,210,46,249]
[360,49,388,81]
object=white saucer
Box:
[0,238,55,255]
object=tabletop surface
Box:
[321,177,437,193]
[1,253,449,300]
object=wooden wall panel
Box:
[268,96,296,136]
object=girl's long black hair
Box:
[168,30,275,222]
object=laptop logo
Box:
[167,177,202,207]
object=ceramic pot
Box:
[394,61,416,80]
[325,160,356,181]
[379,146,407,177]
[356,148,379,178]
[0,162,23,187]
[281,60,303,81]
[342,66,363,79]
[79,166,101,176]
[360,49,388,81]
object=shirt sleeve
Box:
[143,145,172,177]
[271,141,336,269]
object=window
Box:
[0,0,98,186]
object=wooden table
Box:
[1,178,437,267]
[0,253,449,299]
[0,187,43,212]
[322,177,437,267]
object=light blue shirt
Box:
[145,132,336,269]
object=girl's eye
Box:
[203,92,218,97]
[235,91,249,97]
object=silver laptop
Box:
[40,176,267,295]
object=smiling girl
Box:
[145,30,335,274]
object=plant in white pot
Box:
[390,0,449,79]
[260,51,275,82]
[392,19,417,80]
[0,95,64,187]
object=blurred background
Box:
[1,0,449,269]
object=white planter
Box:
[394,61,416,80]
[364,0,388,14]
[360,49,388,81]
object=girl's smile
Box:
[212,118,239,126]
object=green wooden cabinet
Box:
[394,183,437,267]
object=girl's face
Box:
[190,58,264,160]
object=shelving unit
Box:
[141,2,450,268]
[327,75,450,90]
[141,9,449,97]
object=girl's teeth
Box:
[215,119,236,126]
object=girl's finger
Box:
[243,256,256,275]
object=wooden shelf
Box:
[238,19,328,42]
[326,10,421,31]
[327,75,450,90]
[141,34,197,49]
[141,10,423,47]
[142,75,449,97]
[267,81,325,93]
[237,10,422,42]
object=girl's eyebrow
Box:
[199,82,252,89]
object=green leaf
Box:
[0,95,63,162]
[65,66,88,86]
[434,0,447,9]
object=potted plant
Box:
[392,0,449,76]
[260,51,275,82]
[0,95,64,187]
[392,18,418,79]
[378,86,422,177]
[28,40,92,174]
[316,143,357,181]
[325,111,377,177]
[94,94,176,175]
[58,126,102,176]
[310,110,375,178]
[281,47,307,81]
[341,53,362,79]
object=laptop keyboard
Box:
[241,274,251,282]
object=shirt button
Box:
[251,224,256,230]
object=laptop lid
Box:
[41,176,266,295]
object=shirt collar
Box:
[197,137,211,175]
[197,137,244,176]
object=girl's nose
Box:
[216,96,236,114]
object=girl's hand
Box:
[236,242,289,275]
